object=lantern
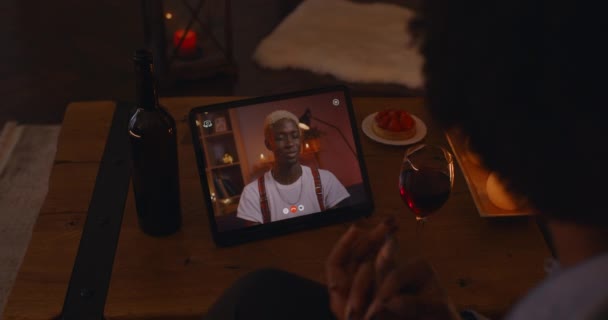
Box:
[141,0,235,85]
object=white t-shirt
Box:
[504,253,608,320]
[237,165,350,223]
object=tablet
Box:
[189,85,374,246]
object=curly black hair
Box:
[411,1,608,225]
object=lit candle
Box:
[260,153,265,160]
[173,29,197,56]
[305,143,310,149]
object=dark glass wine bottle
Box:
[128,49,181,236]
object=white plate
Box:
[361,112,427,146]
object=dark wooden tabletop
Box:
[2,97,551,320]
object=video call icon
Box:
[283,205,305,214]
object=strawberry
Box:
[388,118,401,132]
[399,111,414,129]
[379,115,391,129]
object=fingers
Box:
[328,218,457,320]
[327,225,362,319]
[374,234,398,288]
[343,233,400,320]
[351,215,398,264]
[326,216,400,320]
[345,261,375,320]
[327,224,361,270]
[363,259,434,320]
[378,259,434,297]
[327,215,398,289]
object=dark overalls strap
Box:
[312,167,325,211]
[258,175,271,224]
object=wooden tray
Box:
[445,129,530,217]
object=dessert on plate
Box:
[372,109,416,140]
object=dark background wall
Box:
[0,0,418,128]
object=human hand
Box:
[326,216,398,320]
[328,217,460,320]
[361,258,461,320]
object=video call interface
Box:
[194,90,367,232]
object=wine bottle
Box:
[127,49,181,236]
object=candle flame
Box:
[260,153,265,160]
[165,12,173,19]
[305,143,310,149]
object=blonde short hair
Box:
[263,110,300,138]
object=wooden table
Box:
[3,97,552,320]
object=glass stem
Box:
[415,217,427,258]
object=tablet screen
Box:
[190,86,373,244]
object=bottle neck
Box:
[134,62,159,111]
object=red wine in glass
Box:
[399,168,452,219]
[399,144,454,222]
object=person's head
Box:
[264,110,302,166]
[411,1,608,226]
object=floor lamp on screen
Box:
[298,108,357,159]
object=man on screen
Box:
[237,110,350,225]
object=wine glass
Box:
[399,144,454,244]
